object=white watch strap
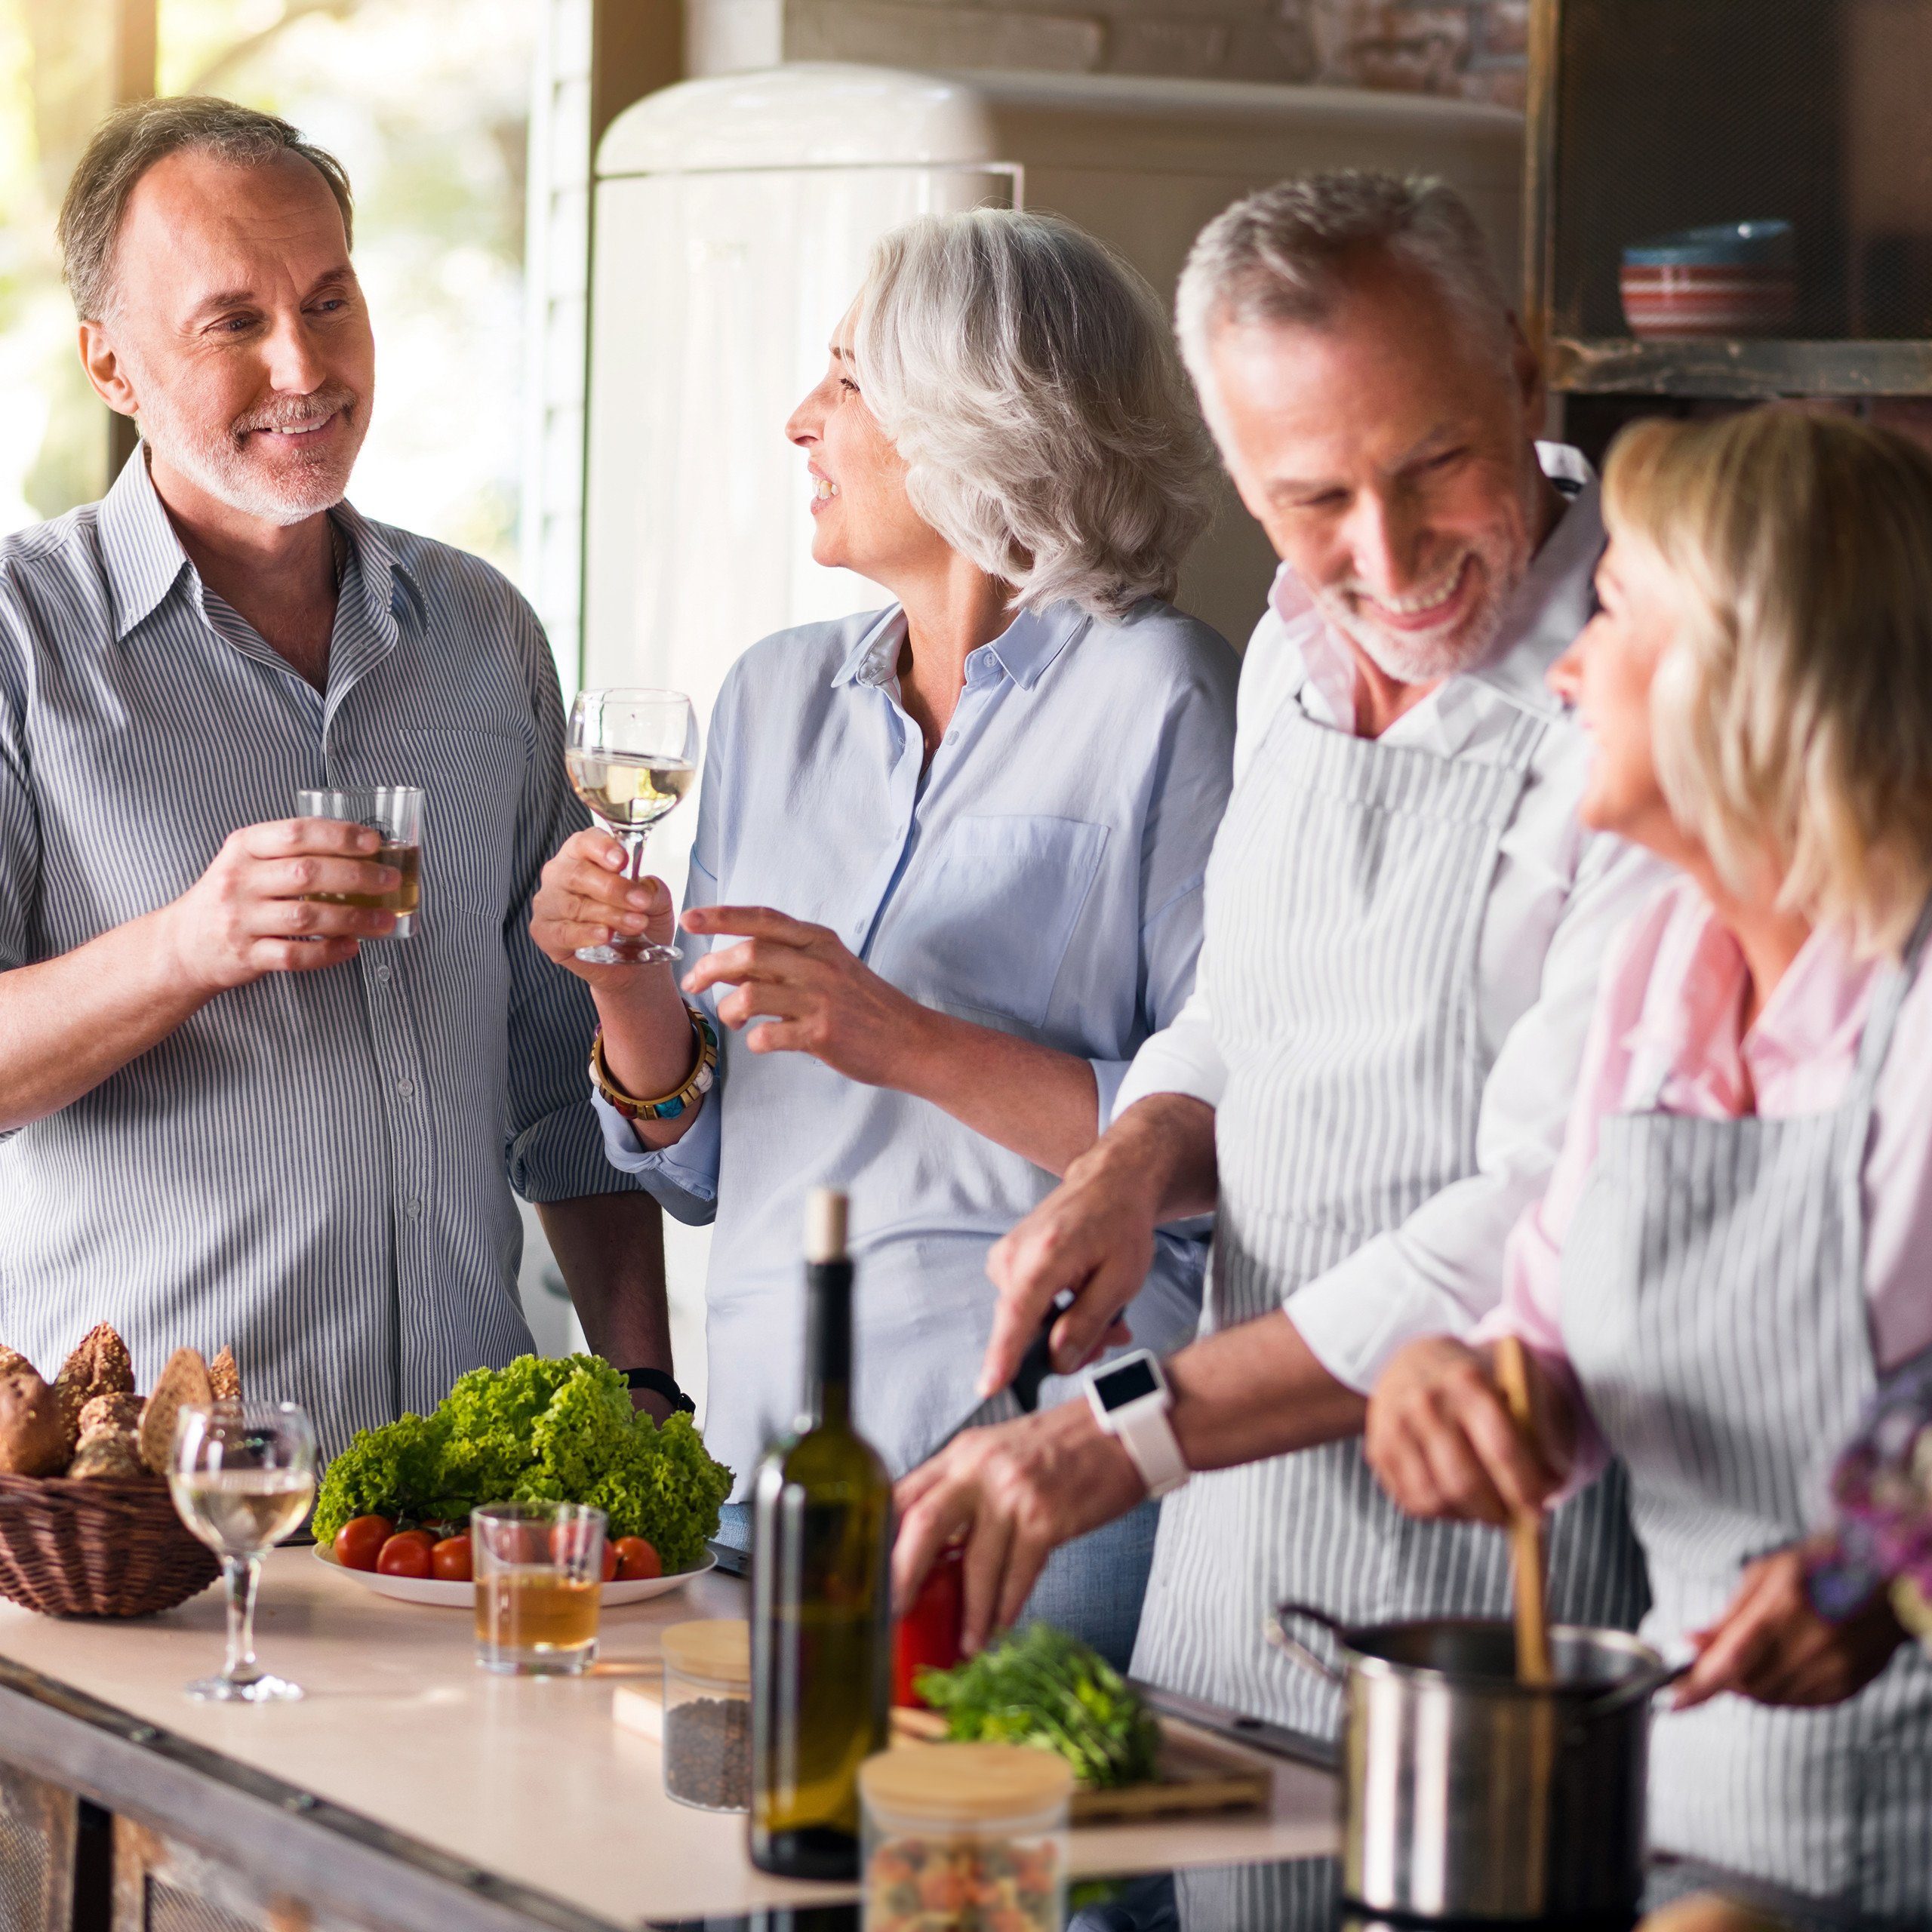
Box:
[1114,1398,1190,1500]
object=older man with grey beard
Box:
[894,173,1666,1736]
[0,97,675,1457]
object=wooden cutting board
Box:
[612,1678,1272,1822]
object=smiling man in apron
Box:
[894,173,1663,1737]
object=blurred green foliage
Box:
[1,0,537,577]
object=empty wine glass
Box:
[168,1402,317,1703]
[565,688,700,966]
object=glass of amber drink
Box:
[472,1502,605,1676]
[294,786,425,938]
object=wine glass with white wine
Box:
[565,688,700,966]
[168,1401,317,1703]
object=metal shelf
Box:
[1547,336,1932,399]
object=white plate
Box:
[312,1542,715,1608]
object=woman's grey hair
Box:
[1175,170,1513,384]
[851,208,1216,620]
[58,96,354,323]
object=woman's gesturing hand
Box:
[530,829,677,980]
[679,905,932,1087]
[1675,1543,1907,1711]
[1365,1336,1574,1529]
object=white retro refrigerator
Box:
[581,64,1522,1403]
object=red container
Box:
[892,1542,965,1706]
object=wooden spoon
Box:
[1495,1334,1556,1905]
[1494,1335,1552,1684]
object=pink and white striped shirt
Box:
[1478,875,1932,1481]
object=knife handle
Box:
[1010,1291,1076,1414]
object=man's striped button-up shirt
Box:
[0,451,634,1456]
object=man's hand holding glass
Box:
[160,815,401,994]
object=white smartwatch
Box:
[1084,1350,1189,1500]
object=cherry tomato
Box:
[376,1530,435,1578]
[601,1542,619,1583]
[334,1515,395,1574]
[614,1536,662,1583]
[429,1535,473,1583]
[546,1521,609,1574]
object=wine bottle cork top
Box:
[805,1188,848,1263]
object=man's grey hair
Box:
[852,208,1216,620]
[57,96,354,322]
[1175,171,1513,384]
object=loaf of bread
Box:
[67,1431,146,1481]
[138,1348,215,1475]
[52,1323,137,1461]
[77,1392,145,1440]
[208,1346,242,1402]
[0,1369,76,1478]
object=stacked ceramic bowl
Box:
[1620,221,1796,340]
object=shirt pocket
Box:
[392,727,528,929]
[898,814,1110,1031]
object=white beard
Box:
[1315,543,1519,688]
[129,359,363,527]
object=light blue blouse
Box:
[597,597,1238,1494]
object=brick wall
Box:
[688,0,1530,107]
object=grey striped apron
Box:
[1132,692,1647,1736]
[1561,910,1932,1918]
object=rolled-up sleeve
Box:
[1112,985,1225,1118]
[500,602,647,1202]
[1287,829,1669,1392]
[592,842,725,1225]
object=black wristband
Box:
[623,1366,696,1414]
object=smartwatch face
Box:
[1096,1355,1159,1411]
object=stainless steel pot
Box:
[1271,1601,1684,1923]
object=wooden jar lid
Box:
[661,1619,749,1687]
[860,1743,1073,1824]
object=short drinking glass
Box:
[565,688,699,965]
[472,1501,606,1676]
[168,1401,317,1703]
[294,786,425,938]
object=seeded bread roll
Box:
[138,1348,214,1475]
[0,1348,33,1380]
[68,1430,147,1481]
[209,1346,242,1402]
[53,1323,137,1460]
[0,1369,75,1477]
[57,1323,134,1402]
[78,1392,145,1440]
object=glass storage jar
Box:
[662,1619,751,1812]
[860,1743,1072,1932]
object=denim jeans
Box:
[712,1497,1159,1675]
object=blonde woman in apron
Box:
[1367,408,1932,1918]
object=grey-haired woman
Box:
[533,208,1235,1665]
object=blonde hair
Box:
[1604,408,1932,956]
[851,209,1216,620]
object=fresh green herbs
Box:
[915,1624,1162,1789]
[312,1355,732,1571]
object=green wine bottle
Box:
[749,1189,893,1878]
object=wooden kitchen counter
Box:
[0,1548,1338,1931]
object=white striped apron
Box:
[1561,912,1932,1917]
[1132,692,1647,1735]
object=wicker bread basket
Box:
[0,1471,219,1617]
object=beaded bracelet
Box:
[589,1006,718,1122]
